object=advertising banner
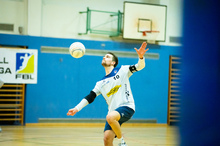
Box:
[0,48,38,84]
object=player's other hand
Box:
[67,107,78,116]
[134,42,149,59]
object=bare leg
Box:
[104,130,115,146]
[106,111,122,138]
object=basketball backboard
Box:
[123,2,167,43]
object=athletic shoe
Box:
[118,142,127,146]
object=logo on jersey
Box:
[107,85,121,97]
[16,53,34,73]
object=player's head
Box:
[102,52,118,68]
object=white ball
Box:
[69,42,86,58]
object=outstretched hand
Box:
[67,107,78,116]
[134,42,149,59]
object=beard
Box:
[101,60,111,67]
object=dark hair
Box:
[107,52,118,67]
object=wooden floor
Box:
[0,125,179,146]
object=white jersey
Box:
[92,58,145,113]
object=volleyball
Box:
[69,42,86,58]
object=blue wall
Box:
[0,34,181,123]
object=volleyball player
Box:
[67,42,149,146]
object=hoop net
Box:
[142,31,160,44]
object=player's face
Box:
[102,54,115,67]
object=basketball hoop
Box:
[142,31,147,36]
[142,30,160,44]
[142,30,160,36]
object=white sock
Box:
[118,136,125,143]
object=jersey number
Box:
[113,75,120,80]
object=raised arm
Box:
[129,42,149,73]
[134,42,149,59]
